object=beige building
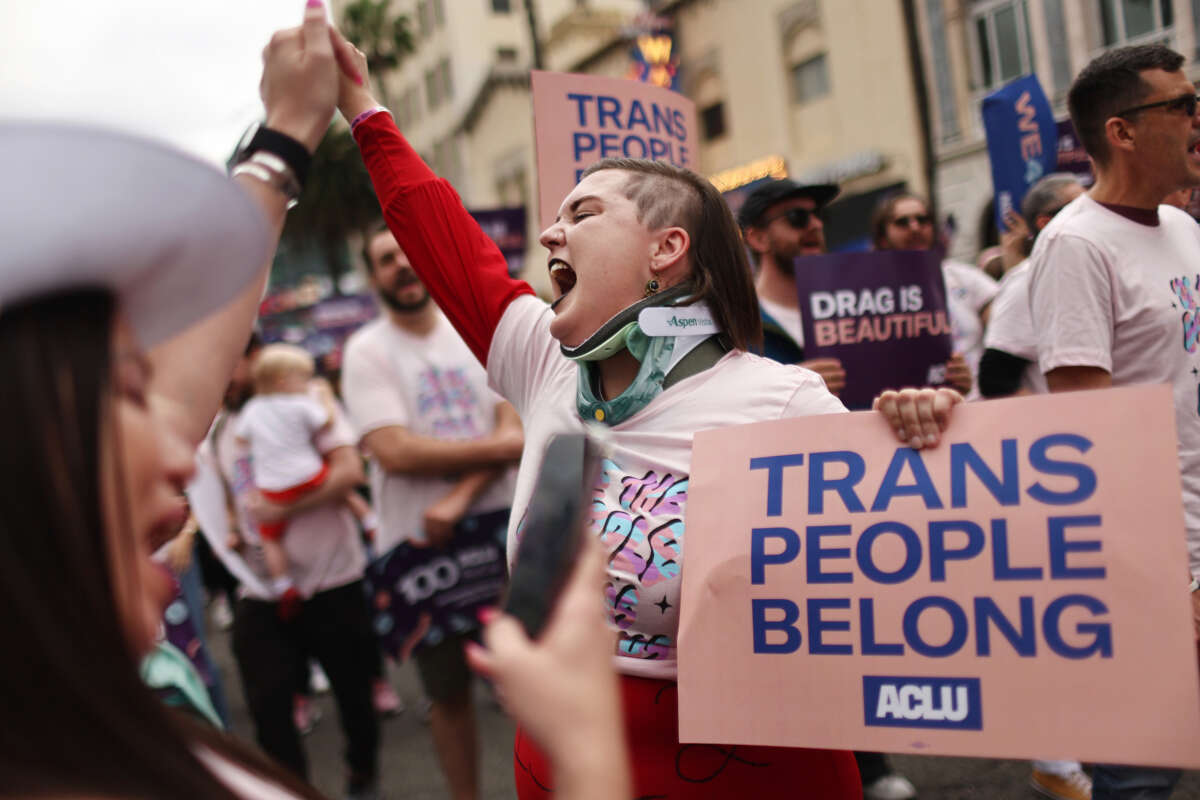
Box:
[340,0,931,285]
[913,0,1200,263]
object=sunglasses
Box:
[1114,92,1200,119]
[890,213,933,228]
[764,206,822,229]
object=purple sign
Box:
[794,249,953,410]
[468,207,526,277]
[364,508,510,660]
[1055,119,1094,186]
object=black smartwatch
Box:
[232,123,312,188]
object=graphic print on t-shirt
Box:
[417,366,483,439]
[589,458,685,662]
[509,455,687,665]
[1169,274,1200,414]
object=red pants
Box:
[257,462,330,541]
[513,674,861,799]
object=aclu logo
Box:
[862,676,982,731]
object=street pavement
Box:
[206,622,1200,799]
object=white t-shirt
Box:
[488,295,847,680]
[943,259,1000,400]
[341,313,516,552]
[1030,195,1200,576]
[759,294,805,349]
[981,259,1047,395]
[191,398,366,600]
[233,394,328,491]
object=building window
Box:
[425,67,440,110]
[497,46,519,62]
[970,0,1034,91]
[437,58,453,103]
[432,0,445,26]
[700,102,727,141]
[492,0,512,11]
[791,54,830,104]
[417,0,433,37]
[1098,0,1173,46]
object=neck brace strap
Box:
[559,284,693,362]
[576,328,674,424]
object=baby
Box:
[235,344,366,613]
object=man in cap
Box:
[738,179,846,396]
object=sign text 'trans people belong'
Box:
[531,71,699,231]
[678,386,1200,767]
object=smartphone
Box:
[501,432,597,638]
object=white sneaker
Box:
[864,773,918,800]
[210,594,234,631]
[309,661,330,694]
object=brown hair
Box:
[580,158,762,351]
[1068,44,1185,166]
[361,219,393,275]
[0,289,324,799]
[870,191,929,250]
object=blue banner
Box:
[981,74,1058,231]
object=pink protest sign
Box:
[678,385,1200,767]
[531,70,698,231]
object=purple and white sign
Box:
[364,508,510,660]
[468,207,527,277]
[794,249,953,410]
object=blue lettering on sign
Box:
[863,676,983,730]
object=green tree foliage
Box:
[341,0,415,108]
[277,126,381,292]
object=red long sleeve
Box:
[353,113,535,365]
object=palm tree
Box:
[277,126,381,292]
[341,0,414,108]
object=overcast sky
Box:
[0,0,323,166]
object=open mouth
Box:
[549,258,577,299]
[393,270,421,289]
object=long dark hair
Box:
[581,158,763,351]
[870,191,928,250]
[0,289,321,799]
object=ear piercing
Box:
[644,278,660,297]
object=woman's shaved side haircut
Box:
[581,158,762,351]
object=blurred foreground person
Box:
[1029,44,1200,800]
[467,538,631,800]
[0,3,356,797]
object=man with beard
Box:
[341,223,523,800]
[738,179,847,396]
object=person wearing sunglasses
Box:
[1027,44,1200,800]
[737,178,848,398]
[871,192,998,401]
